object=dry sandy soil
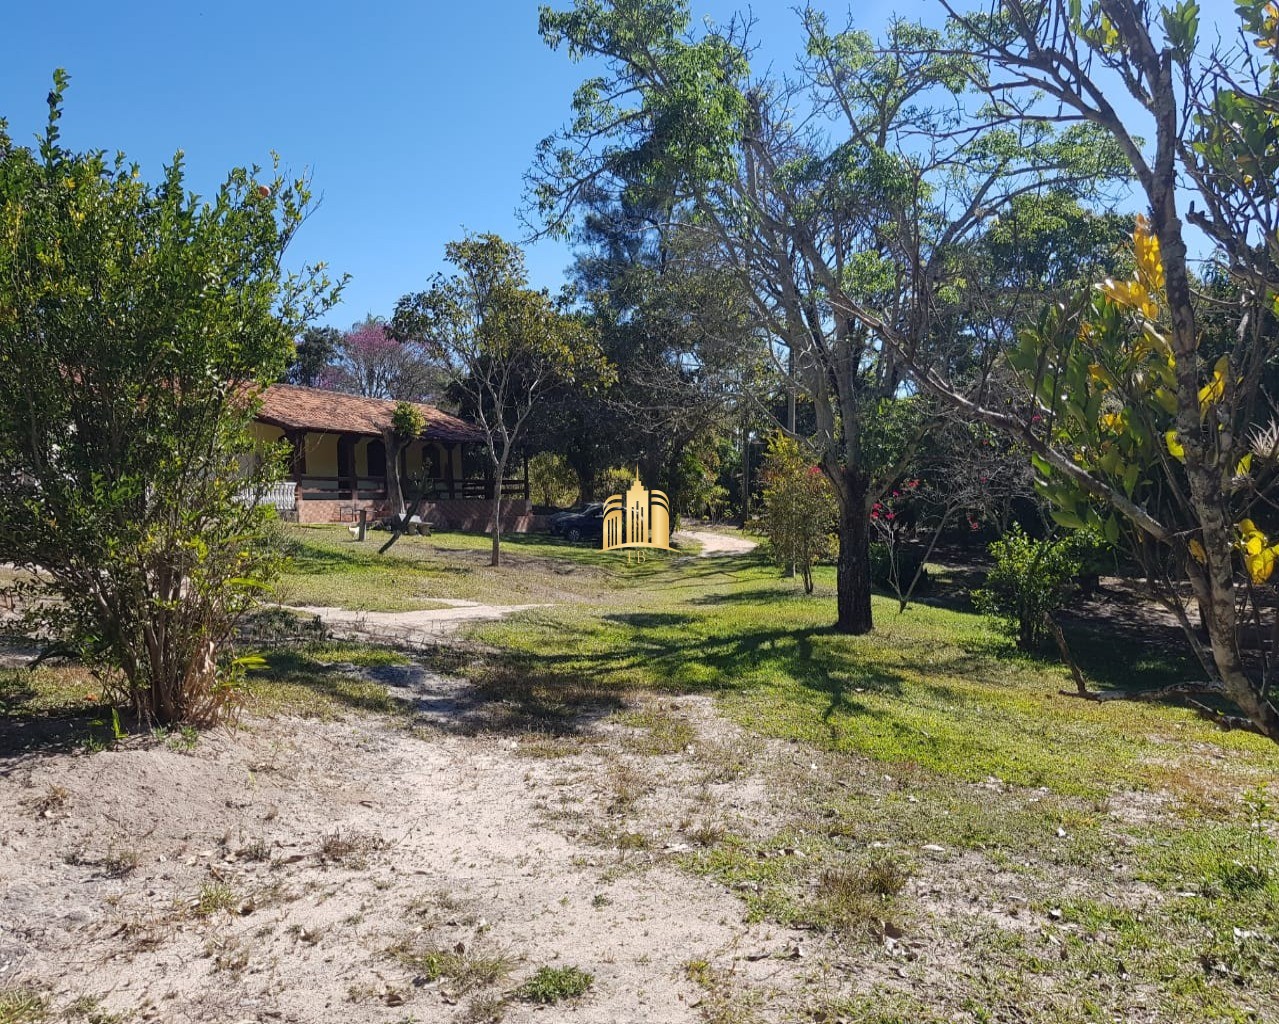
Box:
[0,662,835,1024]
[293,599,553,643]
[671,531,758,558]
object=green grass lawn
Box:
[267,525,1279,1022]
[272,523,681,610]
[276,523,1277,799]
[5,523,1277,1020]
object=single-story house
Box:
[251,384,534,530]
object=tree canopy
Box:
[0,73,340,723]
[392,233,604,565]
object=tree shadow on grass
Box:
[688,588,814,606]
[0,665,125,768]
[1061,621,1203,695]
[284,542,470,580]
[248,644,631,742]
[574,611,910,727]
[518,603,1216,739]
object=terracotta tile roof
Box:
[256,384,485,444]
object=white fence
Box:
[260,481,297,511]
[238,481,297,511]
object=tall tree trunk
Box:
[383,430,406,518]
[834,476,873,635]
[490,450,508,567]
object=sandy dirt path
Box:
[0,669,815,1023]
[292,598,550,642]
[674,530,759,557]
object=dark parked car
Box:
[549,502,605,542]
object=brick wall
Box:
[295,496,547,533]
[295,497,385,524]
[421,499,539,533]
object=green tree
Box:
[385,400,427,520]
[528,451,580,508]
[0,74,340,723]
[392,234,603,566]
[533,2,1125,635]
[524,199,756,512]
[287,325,342,387]
[759,434,838,593]
[905,0,1279,738]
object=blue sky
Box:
[3,1,1232,328]
[2,1,890,327]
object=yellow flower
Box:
[1165,429,1186,460]
[1198,355,1229,414]
[1235,519,1279,584]
[1247,547,1277,584]
[1098,277,1149,312]
[1098,411,1125,433]
[1096,218,1165,320]
[1132,215,1165,295]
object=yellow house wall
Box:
[405,443,423,477]
[306,433,339,477]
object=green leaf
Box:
[1162,0,1200,60]
[1122,462,1141,497]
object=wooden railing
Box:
[291,476,528,503]
[457,479,528,500]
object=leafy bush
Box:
[1069,525,1113,596]
[599,466,638,498]
[760,435,839,594]
[973,526,1083,651]
[528,451,580,508]
[0,77,339,724]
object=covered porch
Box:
[253,385,531,527]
